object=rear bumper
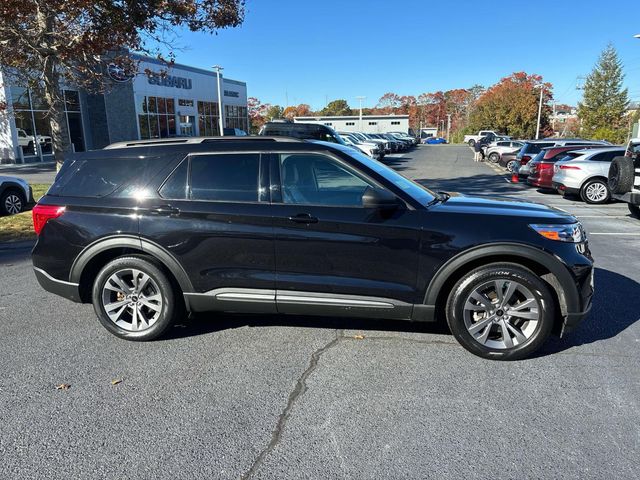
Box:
[553,182,580,196]
[33,267,82,303]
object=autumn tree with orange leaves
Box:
[469,72,553,138]
[0,0,245,163]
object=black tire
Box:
[580,178,610,204]
[1,189,26,215]
[468,139,476,147]
[92,256,180,341]
[506,160,518,172]
[608,156,634,194]
[629,203,640,219]
[446,263,555,361]
[488,152,500,163]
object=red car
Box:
[527,145,605,189]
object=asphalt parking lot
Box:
[1,145,638,479]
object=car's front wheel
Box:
[581,178,610,204]
[446,263,555,360]
[1,189,25,215]
[92,256,180,341]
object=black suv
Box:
[32,137,594,360]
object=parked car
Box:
[464,130,504,147]
[516,139,610,181]
[527,145,608,190]
[552,147,625,204]
[349,132,386,158]
[0,176,33,215]
[338,132,381,159]
[486,141,524,163]
[364,134,391,154]
[223,128,248,136]
[17,128,53,154]
[381,133,411,151]
[390,132,419,145]
[259,121,346,145]
[32,136,593,361]
[424,137,447,144]
[499,150,521,172]
[608,138,640,218]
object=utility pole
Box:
[212,65,225,136]
[446,113,452,143]
[356,96,365,131]
[535,84,544,140]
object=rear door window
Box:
[190,153,260,202]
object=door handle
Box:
[287,213,318,224]
[149,204,180,216]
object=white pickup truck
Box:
[17,128,52,154]
[464,130,501,147]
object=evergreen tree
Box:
[578,44,629,141]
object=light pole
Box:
[446,113,452,143]
[534,84,544,140]
[356,96,365,131]
[212,65,225,136]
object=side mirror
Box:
[362,187,401,211]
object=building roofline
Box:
[294,115,410,121]
[129,53,246,86]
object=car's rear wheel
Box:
[92,256,180,341]
[629,203,640,219]
[506,160,518,172]
[468,139,476,147]
[1,189,25,215]
[488,152,499,163]
[581,178,610,204]
[446,263,554,360]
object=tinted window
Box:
[190,154,259,202]
[497,142,509,146]
[590,151,623,162]
[279,153,373,207]
[522,142,553,156]
[159,159,189,199]
[49,158,157,198]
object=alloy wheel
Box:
[101,268,163,331]
[463,279,540,349]
[585,182,608,203]
[506,160,517,172]
[4,194,22,214]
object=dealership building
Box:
[294,114,410,135]
[0,54,248,164]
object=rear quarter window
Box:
[48,157,161,197]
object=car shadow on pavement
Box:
[381,156,411,171]
[538,267,640,356]
[165,267,640,358]
[414,174,525,197]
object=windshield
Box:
[310,141,436,205]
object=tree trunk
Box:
[42,57,71,169]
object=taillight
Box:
[539,163,553,170]
[520,155,531,165]
[32,204,65,235]
[560,165,581,170]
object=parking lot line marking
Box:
[588,232,640,235]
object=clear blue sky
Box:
[168,0,640,110]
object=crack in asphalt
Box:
[240,330,459,479]
[241,329,345,480]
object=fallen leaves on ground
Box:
[55,384,70,390]
[110,379,123,386]
[353,334,365,340]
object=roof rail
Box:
[104,136,303,149]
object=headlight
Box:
[529,223,586,242]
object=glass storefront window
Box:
[10,87,29,110]
[157,97,167,114]
[64,90,80,111]
[33,112,53,154]
[166,98,175,114]
[148,96,157,114]
[138,115,150,139]
[149,115,160,138]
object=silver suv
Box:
[552,147,625,204]
[0,176,33,215]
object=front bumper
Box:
[33,267,82,303]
